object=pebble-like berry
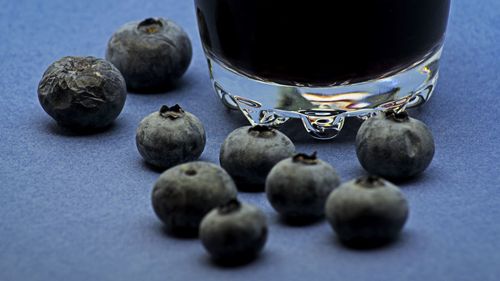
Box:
[136,104,206,169]
[37,56,126,130]
[356,111,435,179]
[220,126,295,192]
[152,162,237,236]
[266,152,341,222]
[106,17,192,92]
[200,199,268,263]
[325,176,409,247]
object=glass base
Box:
[207,47,441,140]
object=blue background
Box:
[1,1,499,280]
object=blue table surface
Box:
[1,1,499,280]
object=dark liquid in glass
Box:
[195,0,451,86]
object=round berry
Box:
[356,111,435,179]
[200,199,268,263]
[266,152,340,222]
[220,126,295,192]
[136,104,206,169]
[106,17,192,92]
[325,176,409,247]
[37,56,126,130]
[152,162,237,236]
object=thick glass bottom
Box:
[207,47,442,140]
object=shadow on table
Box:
[348,161,441,188]
[154,223,199,240]
[326,228,414,252]
[197,250,272,269]
[42,119,123,137]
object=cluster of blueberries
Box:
[140,106,434,263]
[36,17,435,265]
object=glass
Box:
[195,0,451,139]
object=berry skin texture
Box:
[37,56,126,130]
[265,153,341,222]
[136,104,206,169]
[325,176,409,247]
[152,162,238,236]
[200,199,268,263]
[356,111,435,179]
[106,18,192,92]
[220,126,296,192]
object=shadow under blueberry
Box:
[235,185,266,194]
[359,167,437,187]
[351,161,438,188]
[44,120,121,137]
[274,214,325,227]
[199,250,270,269]
[156,223,199,240]
[327,230,411,252]
[139,159,167,174]
[387,172,428,186]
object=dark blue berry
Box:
[106,18,192,92]
[220,126,295,192]
[152,162,237,236]
[200,199,268,263]
[356,111,435,179]
[325,176,409,247]
[266,152,340,223]
[37,56,126,130]
[136,104,206,169]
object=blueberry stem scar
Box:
[248,125,276,138]
[218,199,241,215]
[185,169,197,176]
[385,110,410,122]
[138,18,163,34]
[292,152,318,165]
[159,104,184,119]
[355,175,384,188]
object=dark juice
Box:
[195,0,451,86]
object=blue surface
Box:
[1,1,499,280]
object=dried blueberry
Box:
[136,104,206,169]
[325,176,409,247]
[152,161,237,236]
[266,152,340,223]
[106,17,192,92]
[37,56,126,130]
[356,111,435,179]
[220,126,295,192]
[200,199,268,263]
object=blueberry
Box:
[37,56,126,130]
[220,126,295,192]
[356,111,435,179]
[152,161,237,236]
[136,104,206,169]
[200,199,268,263]
[325,176,409,247]
[265,152,341,223]
[106,17,192,92]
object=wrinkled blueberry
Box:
[152,161,237,236]
[136,104,206,169]
[200,199,268,263]
[356,111,435,179]
[106,17,192,92]
[37,56,126,130]
[266,152,341,223]
[325,176,409,247]
[220,126,295,192]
